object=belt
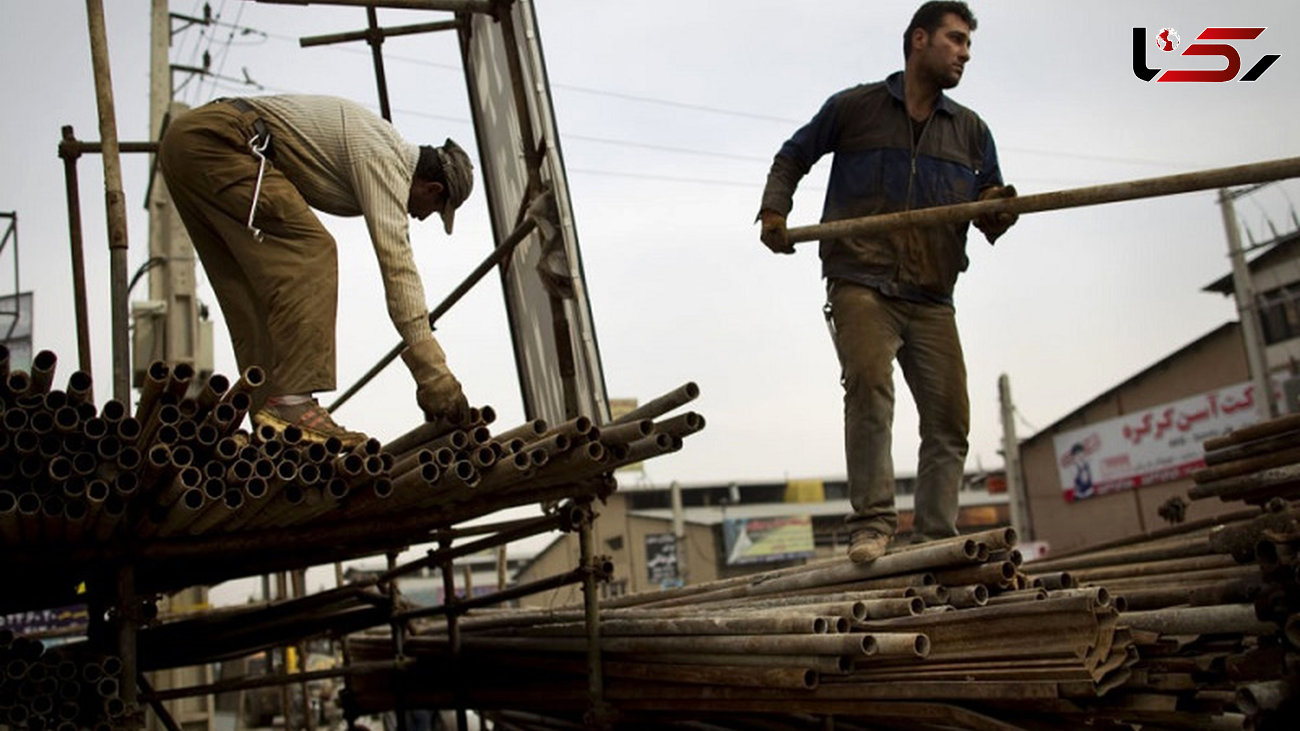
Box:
[221,97,259,116]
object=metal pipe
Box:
[1191,446,1300,486]
[84,0,132,403]
[1188,464,1300,502]
[601,661,817,691]
[517,614,835,638]
[248,0,496,12]
[300,19,459,47]
[1204,413,1300,452]
[1067,554,1238,584]
[54,131,93,376]
[609,652,852,676]
[1121,604,1277,636]
[611,382,700,425]
[1204,429,1300,466]
[330,214,539,412]
[655,411,705,440]
[787,156,1300,244]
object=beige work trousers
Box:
[827,281,969,541]
[158,100,337,407]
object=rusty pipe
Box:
[788,156,1300,245]
[611,382,699,424]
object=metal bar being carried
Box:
[787,155,1300,244]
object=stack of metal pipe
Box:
[342,526,1141,726]
[1020,505,1286,728]
[0,628,125,731]
[0,346,704,547]
[1188,412,1300,505]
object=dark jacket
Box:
[760,71,1003,305]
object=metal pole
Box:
[116,563,142,729]
[328,214,539,412]
[365,7,392,121]
[437,543,468,731]
[496,4,543,195]
[248,0,496,12]
[294,570,316,731]
[787,156,1300,244]
[299,19,459,47]
[137,674,184,731]
[1220,188,1277,420]
[61,134,94,380]
[84,0,132,402]
[144,660,410,703]
[577,502,609,728]
[997,374,1032,541]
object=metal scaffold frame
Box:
[7,1,635,729]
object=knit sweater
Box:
[246,95,432,346]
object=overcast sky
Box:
[4,1,1300,596]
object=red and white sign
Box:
[1054,381,1263,502]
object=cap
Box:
[435,138,474,234]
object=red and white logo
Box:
[1155,28,1180,52]
[1134,26,1280,82]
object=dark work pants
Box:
[158,101,338,408]
[828,281,969,541]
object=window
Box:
[1257,284,1300,345]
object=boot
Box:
[252,397,368,449]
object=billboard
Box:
[459,1,609,425]
[722,515,815,565]
[644,532,679,585]
[1053,380,1263,501]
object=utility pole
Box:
[998,374,1033,542]
[145,0,204,381]
[1220,187,1277,420]
[146,6,213,730]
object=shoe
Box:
[848,530,890,564]
[252,398,368,449]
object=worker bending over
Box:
[160,94,474,447]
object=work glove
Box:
[400,337,470,425]
[759,209,794,254]
[973,184,1019,244]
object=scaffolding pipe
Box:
[84,0,132,402]
[577,503,608,727]
[143,660,409,702]
[249,0,495,13]
[787,156,1300,245]
[300,19,459,47]
[329,213,539,412]
[58,128,94,378]
[365,6,392,121]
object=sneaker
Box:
[848,530,891,564]
[252,398,368,449]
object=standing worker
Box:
[757,2,1018,562]
[159,95,474,447]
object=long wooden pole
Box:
[787,155,1300,244]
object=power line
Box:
[209,19,1212,180]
